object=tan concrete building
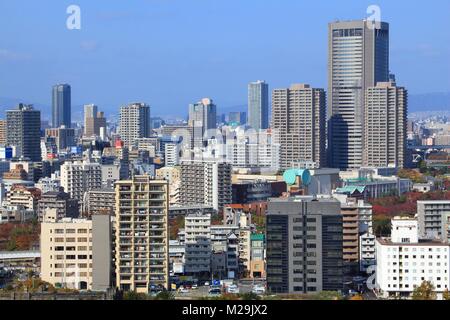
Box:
[272,84,327,170]
[364,81,407,169]
[115,175,169,293]
[156,166,181,206]
[0,120,6,145]
[84,104,107,137]
[6,185,41,211]
[40,211,112,291]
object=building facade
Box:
[328,20,390,170]
[266,196,344,294]
[119,103,151,148]
[52,84,71,128]
[6,104,41,161]
[364,81,407,169]
[180,160,232,211]
[272,84,327,169]
[115,176,169,293]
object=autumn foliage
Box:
[0,222,40,251]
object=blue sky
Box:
[0,0,449,118]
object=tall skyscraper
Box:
[119,103,150,148]
[52,84,72,128]
[266,196,343,294]
[115,175,169,293]
[6,104,41,161]
[84,104,107,137]
[248,80,269,130]
[364,81,407,169]
[328,20,390,170]
[188,98,217,148]
[272,84,327,170]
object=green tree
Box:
[155,291,175,300]
[443,289,450,300]
[123,291,149,300]
[239,292,261,300]
[412,281,436,300]
[314,291,344,300]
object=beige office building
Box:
[364,81,407,169]
[40,211,112,291]
[115,175,169,293]
[272,84,327,170]
[84,104,107,138]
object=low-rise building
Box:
[250,234,265,279]
[40,212,112,291]
[376,217,450,300]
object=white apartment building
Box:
[225,127,280,172]
[376,217,450,299]
[184,213,211,275]
[40,211,111,291]
[165,143,180,167]
[60,161,102,202]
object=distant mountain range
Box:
[1,93,449,119]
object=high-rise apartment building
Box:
[119,103,151,148]
[84,104,107,137]
[417,200,450,241]
[165,143,180,167]
[6,104,41,161]
[115,176,169,293]
[248,81,269,130]
[328,20,390,170]
[188,98,217,149]
[272,84,327,170]
[364,81,407,169]
[180,160,232,211]
[0,120,7,145]
[184,213,212,275]
[52,84,72,128]
[266,196,344,294]
[225,127,280,171]
[60,160,102,202]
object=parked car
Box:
[227,284,240,294]
[252,285,266,295]
[179,287,190,294]
[208,288,222,296]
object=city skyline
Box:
[0,1,449,117]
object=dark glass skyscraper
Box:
[52,84,72,128]
[248,80,269,130]
[328,20,390,170]
[6,104,41,161]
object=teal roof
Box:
[336,186,366,194]
[251,234,265,241]
[283,169,312,186]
